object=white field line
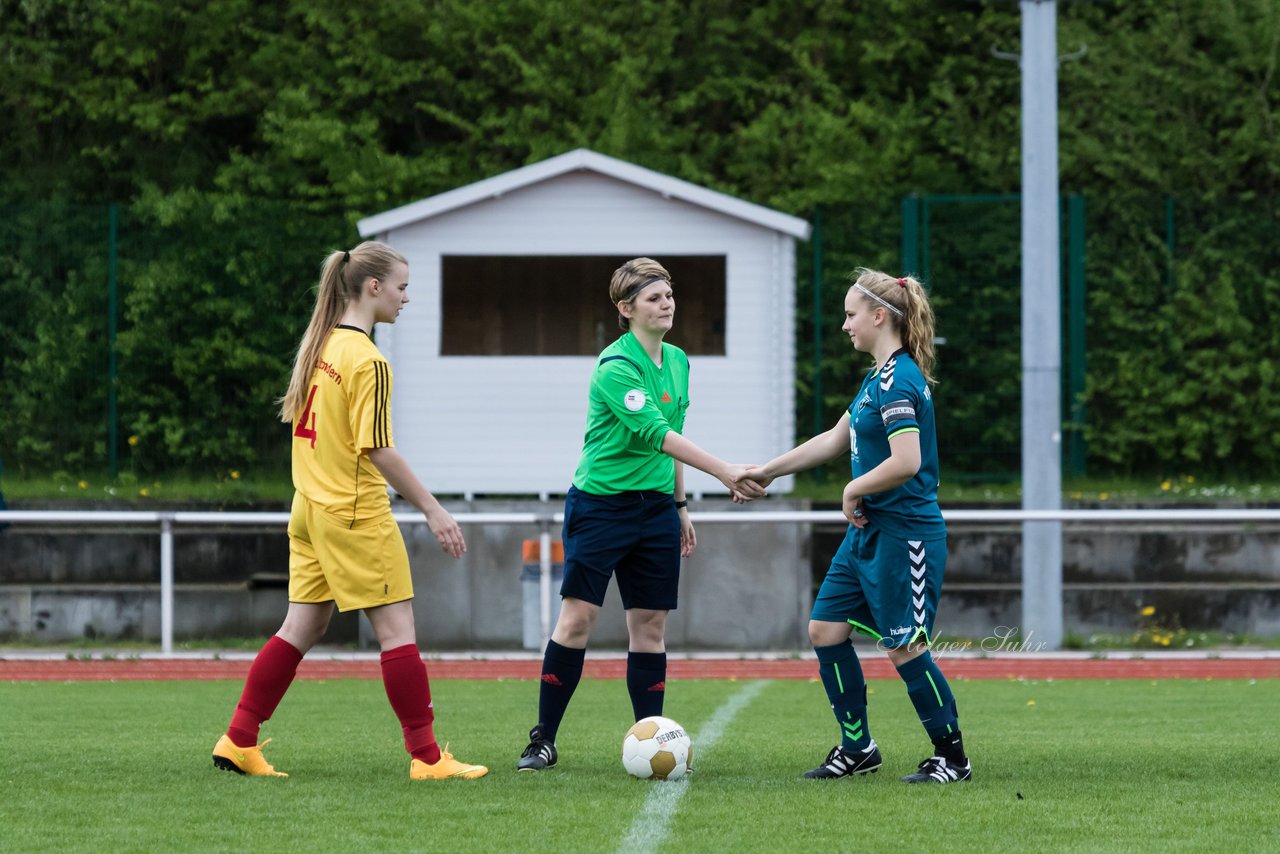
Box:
[615,680,770,854]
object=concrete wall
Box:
[399,500,809,651]
[0,500,810,650]
[814,521,1280,639]
[4,506,1279,647]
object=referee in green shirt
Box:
[517,257,763,772]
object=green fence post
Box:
[901,195,920,276]
[811,205,824,443]
[108,203,119,481]
[1067,194,1086,477]
[921,197,932,285]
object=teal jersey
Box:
[572,332,691,494]
[848,349,945,539]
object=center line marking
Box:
[616,680,770,854]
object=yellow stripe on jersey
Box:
[291,327,394,524]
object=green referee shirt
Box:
[571,332,691,495]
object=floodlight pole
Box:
[1020,0,1064,649]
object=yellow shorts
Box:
[287,492,413,612]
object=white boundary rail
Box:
[4,508,1280,654]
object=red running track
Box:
[1,657,1277,682]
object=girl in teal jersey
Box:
[745,268,971,785]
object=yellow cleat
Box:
[409,745,488,780]
[212,734,288,777]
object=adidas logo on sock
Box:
[540,673,562,686]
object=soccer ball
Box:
[621,716,693,780]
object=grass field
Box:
[1,677,1276,852]
[8,469,1280,506]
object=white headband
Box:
[854,283,904,318]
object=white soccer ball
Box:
[621,715,693,781]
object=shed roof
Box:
[357,148,812,240]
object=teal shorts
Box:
[810,525,948,648]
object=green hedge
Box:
[0,199,353,477]
[3,0,1279,480]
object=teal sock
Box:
[895,651,960,744]
[814,641,870,750]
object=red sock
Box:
[227,635,303,747]
[380,644,440,764]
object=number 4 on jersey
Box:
[294,384,318,448]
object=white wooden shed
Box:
[356,148,811,497]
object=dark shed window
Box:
[440,255,726,355]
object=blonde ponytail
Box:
[848,267,937,384]
[278,241,407,422]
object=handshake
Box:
[720,464,773,504]
[716,465,868,528]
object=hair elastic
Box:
[897,277,906,287]
[854,283,904,318]
[342,250,351,264]
[621,276,667,303]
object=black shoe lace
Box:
[918,756,941,771]
[914,756,951,781]
[521,740,552,761]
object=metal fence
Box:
[7,195,1280,484]
[797,193,1280,480]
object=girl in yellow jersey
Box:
[211,241,486,780]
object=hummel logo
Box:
[879,357,897,391]
[540,673,562,686]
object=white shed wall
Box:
[375,171,797,496]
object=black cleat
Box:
[901,755,972,784]
[803,741,882,779]
[517,724,558,771]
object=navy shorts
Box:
[559,486,681,611]
[811,524,948,649]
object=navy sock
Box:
[932,730,967,765]
[537,639,585,742]
[626,651,667,720]
[814,641,871,750]
[895,651,961,751]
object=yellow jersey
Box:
[291,325,394,523]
